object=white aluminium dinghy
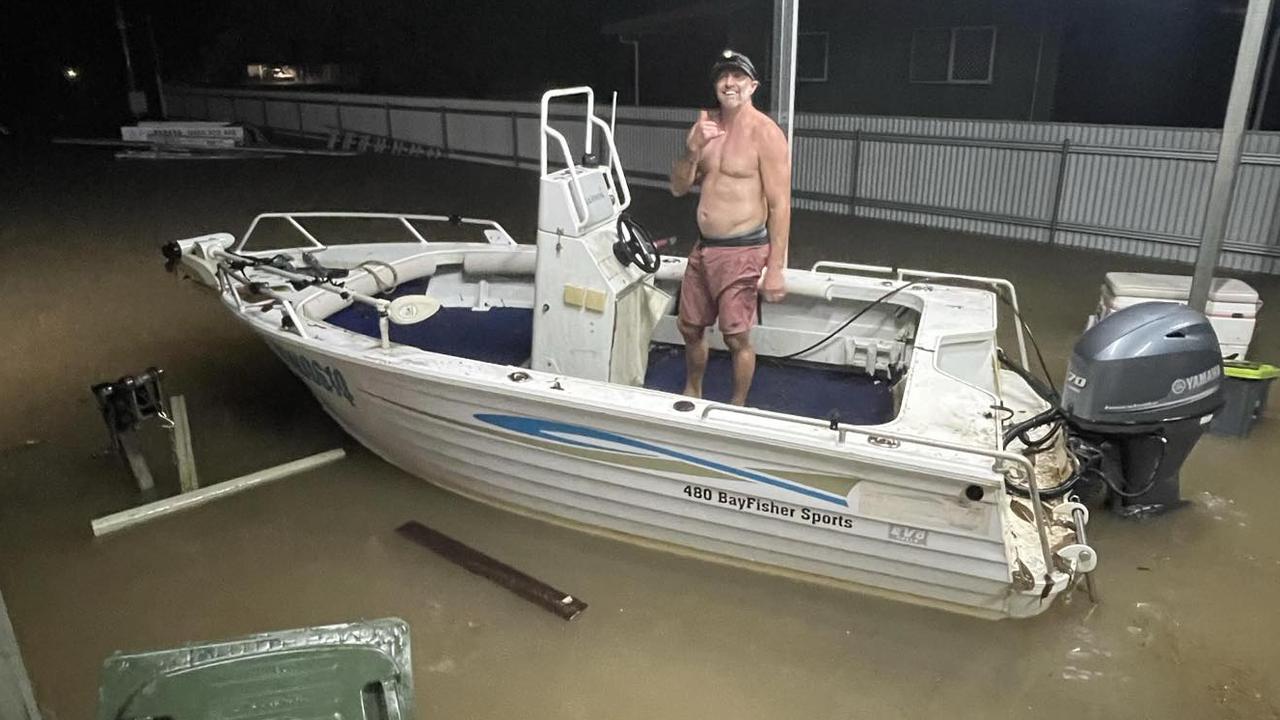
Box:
[164,87,1101,619]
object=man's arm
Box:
[670,146,701,197]
[671,109,720,196]
[758,119,791,301]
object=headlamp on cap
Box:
[711,50,758,82]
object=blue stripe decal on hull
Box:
[474,413,848,507]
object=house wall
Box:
[794,0,1061,120]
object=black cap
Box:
[711,50,758,82]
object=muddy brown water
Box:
[2,150,1278,720]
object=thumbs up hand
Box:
[686,109,725,154]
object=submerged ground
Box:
[2,149,1278,720]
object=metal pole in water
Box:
[91,449,346,536]
[618,36,639,106]
[1072,506,1098,603]
[1189,0,1275,309]
[146,15,167,119]
[114,0,140,117]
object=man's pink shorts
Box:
[678,243,771,335]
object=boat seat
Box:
[463,250,536,276]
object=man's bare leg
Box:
[722,331,756,406]
[678,319,708,398]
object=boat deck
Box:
[325,295,895,424]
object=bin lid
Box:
[1104,272,1259,304]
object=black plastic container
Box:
[1209,373,1275,437]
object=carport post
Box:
[770,0,798,153]
[1190,0,1275,309]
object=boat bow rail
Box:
[235,211,518,252]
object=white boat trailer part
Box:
[92,449,346,537]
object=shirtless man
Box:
[670,50,791,406]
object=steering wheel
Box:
[614,213,661,274]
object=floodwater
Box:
[2,149,1278,720]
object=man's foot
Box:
[682,385,702,399]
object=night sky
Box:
[0,0,1274,136]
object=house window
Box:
[798,32,829,82]
[909,26,996,84]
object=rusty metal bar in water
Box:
[395,521,588,621]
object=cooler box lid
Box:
[1104,272,1259,305]
[1101,286,1259,318]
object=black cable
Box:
[1008,431,1167,502]
[776,279,928,361]
[997,348,1059,407]
[1018,423,1063,454]
[1001,406,1061,448]
[1002,429,1090,500]
[976,285,1060,402]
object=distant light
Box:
[63,66,80,81]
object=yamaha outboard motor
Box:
[1061,303,1222,516]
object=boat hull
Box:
[261,331,1064,620]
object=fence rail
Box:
[166,85,1280,275]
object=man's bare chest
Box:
[701,132,759,180]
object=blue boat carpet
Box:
[324,286,535,367]
[325,296,894,423]
[642,344,894,424]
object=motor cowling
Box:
[1061,303,1222,515]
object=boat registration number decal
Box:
[273,345,356,406]
[888,524,929,547]
[682,485,854,529]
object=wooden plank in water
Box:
[395,521,587,621]
[117,432,155,493]
[169,395,199,493]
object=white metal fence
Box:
[166,85,1280,275]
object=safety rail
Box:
[538,86,631,234]
[540,87,594,233]
[235,211,516,252]
[588,112,632,212]
[808,261,1028,369]
[810,261,896,276]
[700,402,1058,577]
[213,249,398,349]
[539,87,594,175]
[894,269,1028,370]
[217,266,313,340]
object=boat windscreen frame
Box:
[235,211,517,253]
